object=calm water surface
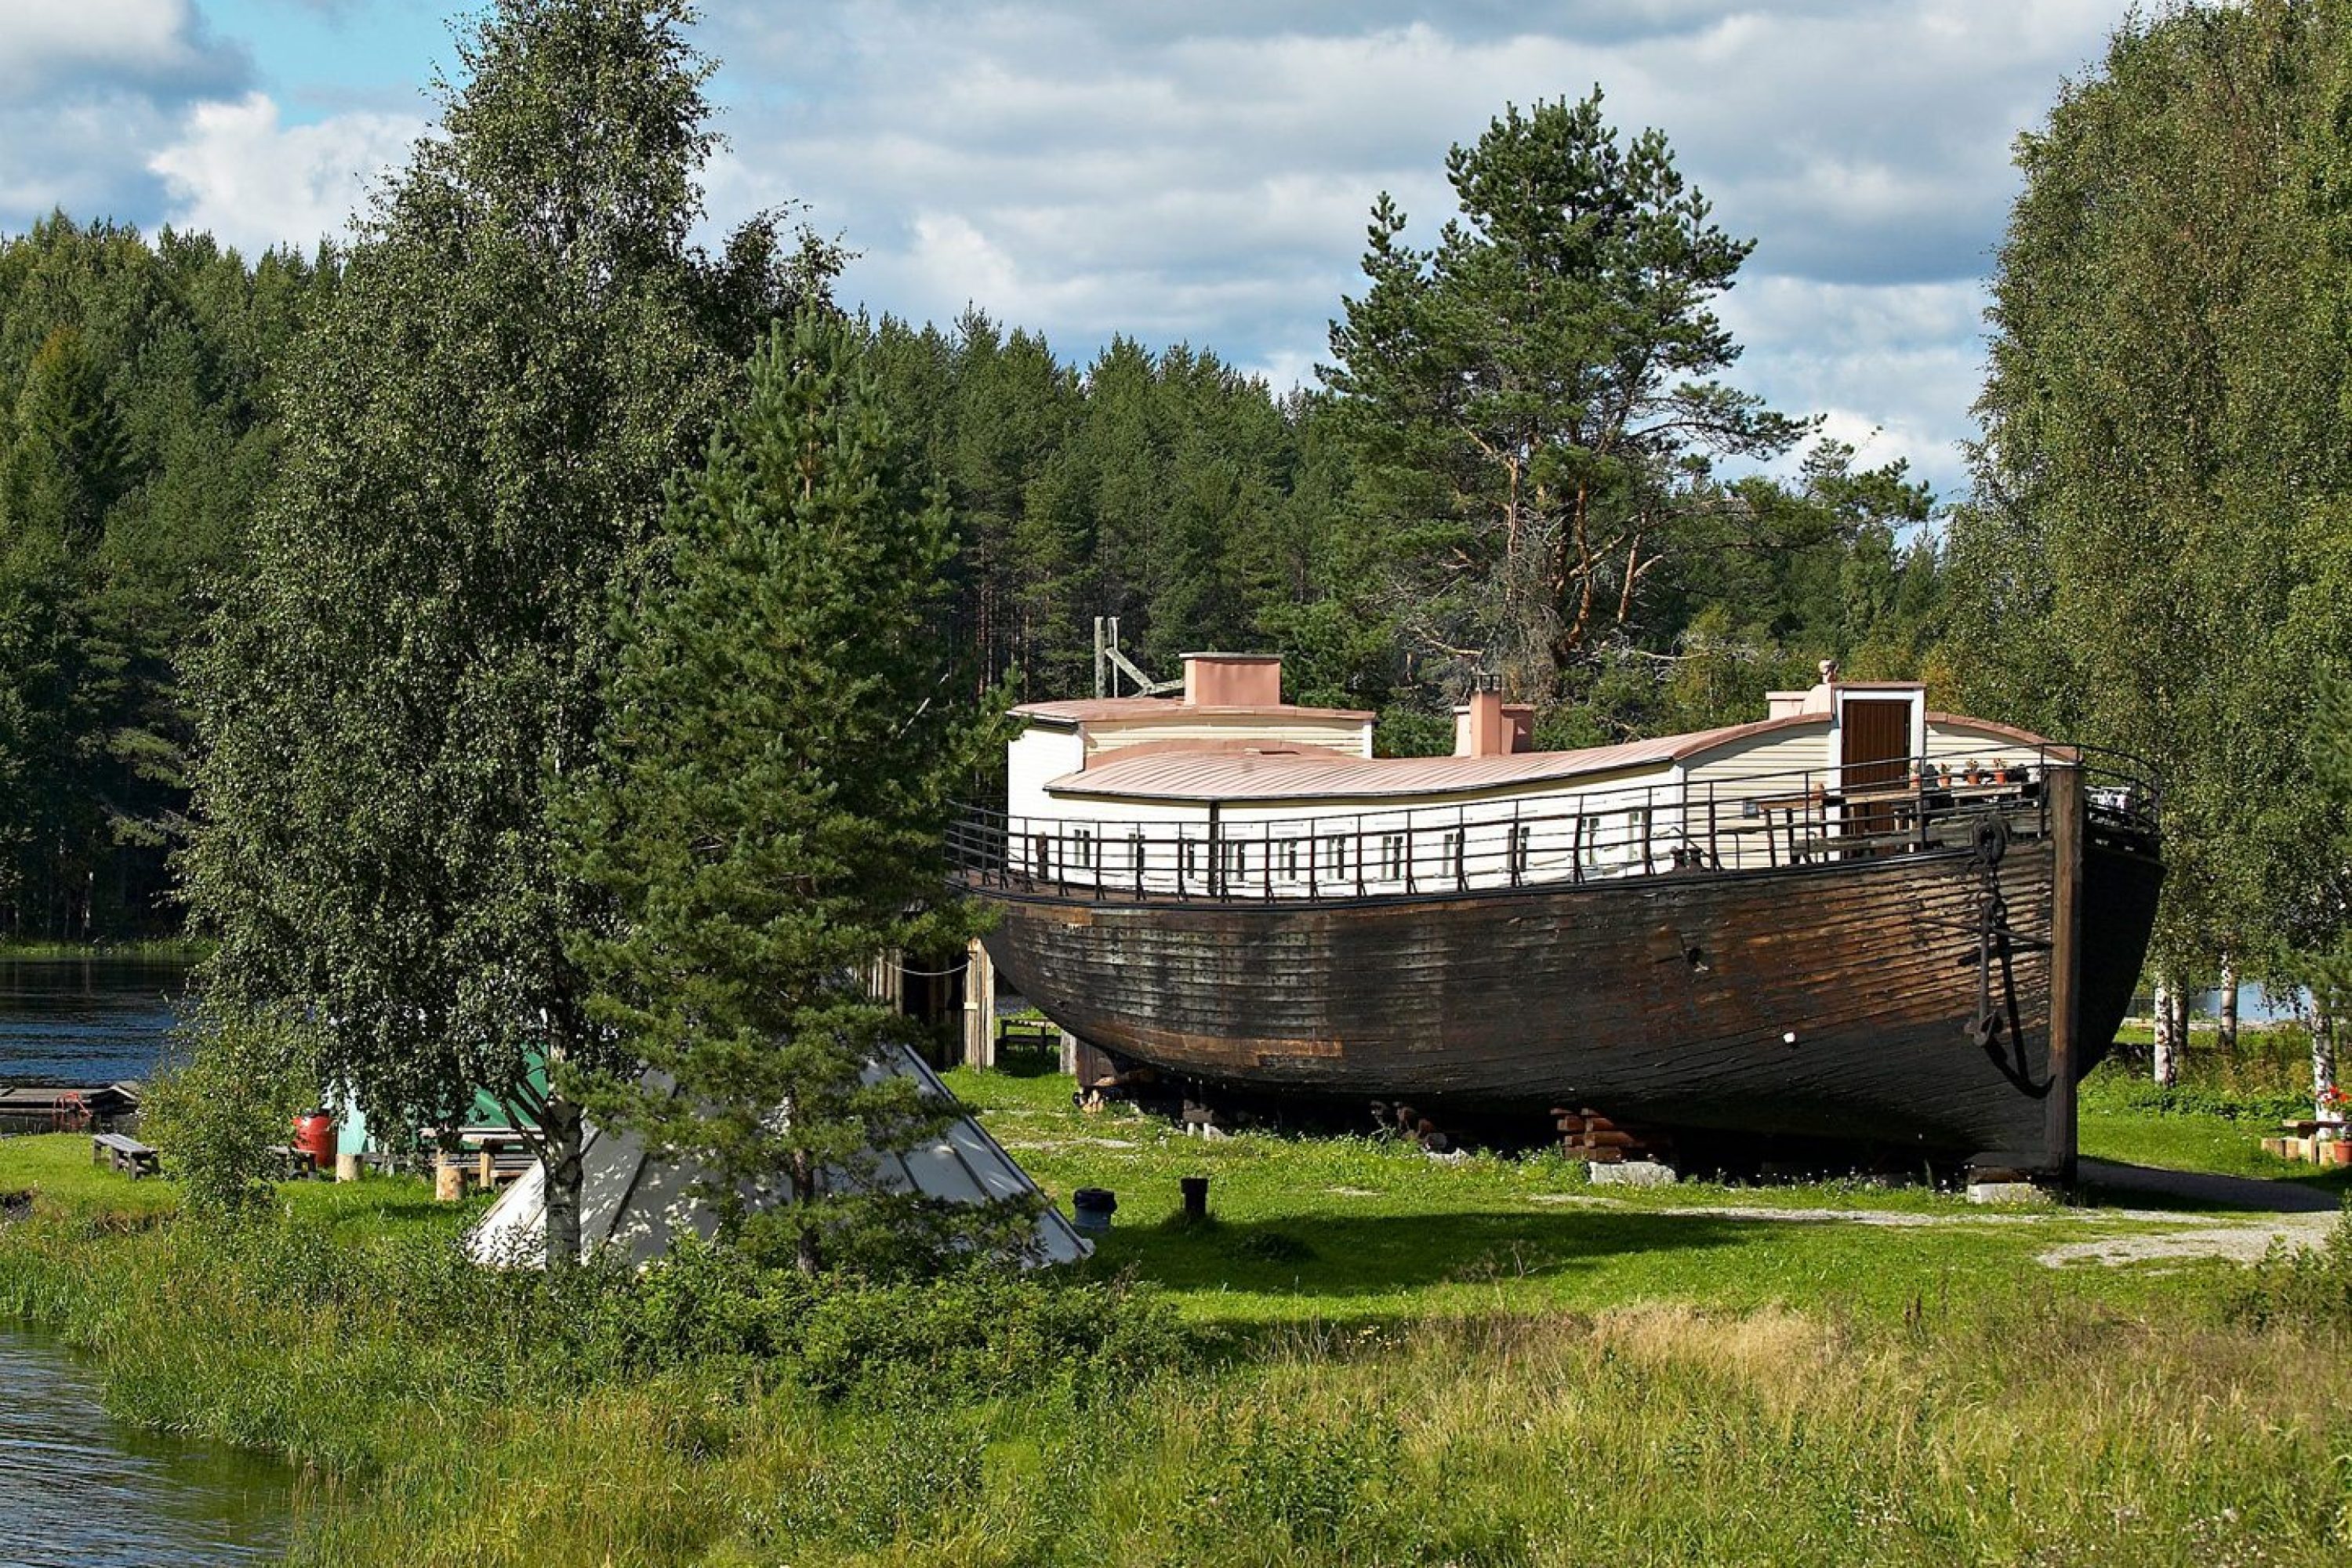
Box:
[0,1328,289,1567]
[0,959,187,1084]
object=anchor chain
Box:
[1964,814,2009,1052]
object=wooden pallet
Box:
[1550,1107,1666,1165]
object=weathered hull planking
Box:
[975,834,2163,1171]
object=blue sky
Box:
[0,0,2131,499]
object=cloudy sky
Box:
[0,0,2126,499]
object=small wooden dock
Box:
[0,1083,141,1136]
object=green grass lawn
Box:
[7,1062,2337,1333]
[5,1078,2350,1568]
[0,1131,484,1243]
[941,1067,2318,1327]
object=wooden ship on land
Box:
[949,654,2164,1178]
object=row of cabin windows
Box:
[1029,820,1566,884]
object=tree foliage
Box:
[565,307,1002,1275]
[1954,0,2352,993]
[1323,91,1806,702]
[0,217,323,939]
[184,0,828,1261]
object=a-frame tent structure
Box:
[466,1045,1089,1269]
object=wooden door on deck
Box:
[1841,699,1911,850]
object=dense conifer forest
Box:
[0,218,1944,943]
[0,217,334,939]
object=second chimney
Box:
[1456,681,1515,757]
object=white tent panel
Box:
[466,1044,1089,1269]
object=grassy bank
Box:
[2078,1054,2350,1187]
[0,936,209,963]
[4,1075,2350,1566]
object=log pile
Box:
[1552,1107,1661,1164]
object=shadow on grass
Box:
[987,1050,1065,1081]
[1085,1207,1762,1304]
[2077,1157,2350,1214]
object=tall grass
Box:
[7,1126,2351,1564]
[292,1304,2352,1566]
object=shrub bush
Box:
[138,1007,315,1221]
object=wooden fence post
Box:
[963,937,998,1070]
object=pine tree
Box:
[565,306,1000,1276]
[1323,91,1802,703]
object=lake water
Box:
[0,1328,291,1567]
[0,958,188,1084]
[2,960,295,1566]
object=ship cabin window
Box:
[1178,837,1200,885]
[1217,837,1250,885]
[1509,822,1532,877]
[1321,834,1349,879]
[1381,832,1408,882]
[1441,829,1465,885]
[1127,830,1145,877]
[1070,826,1095,871]
[1281,839,1302,881]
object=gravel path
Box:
[2043,1160,2343,1266]
[1524,1159,2344,1269]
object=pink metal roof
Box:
[1046,715,1822,803]
[1013,695,1377,724]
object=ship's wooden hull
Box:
[977,835,2162,1171]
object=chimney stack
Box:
[1455,677,1520,757]
[1181,652,1282,707]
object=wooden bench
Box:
[91,1131,159,1178]
[263,1143,323,1179]
[997,1018,1060,1052]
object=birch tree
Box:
[1955,1,2352,1074]
[186,0,828,1261]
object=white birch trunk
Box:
[2216,956,2238,1054]
[2315,1001,2339,1124]
[2151,975,2180,1087]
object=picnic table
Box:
[91,1131,159,1178]
[2264,1120,2350,1164]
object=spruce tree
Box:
[566,306,996,1276]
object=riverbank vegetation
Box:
[4,1076,2350,1565]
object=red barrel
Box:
[292,1110,336,1172]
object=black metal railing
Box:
[946,742,2158,905]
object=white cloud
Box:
[147,91,422,253]
[0,0,243,95]
[695,1,2119,498]
[0,0,250,234]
